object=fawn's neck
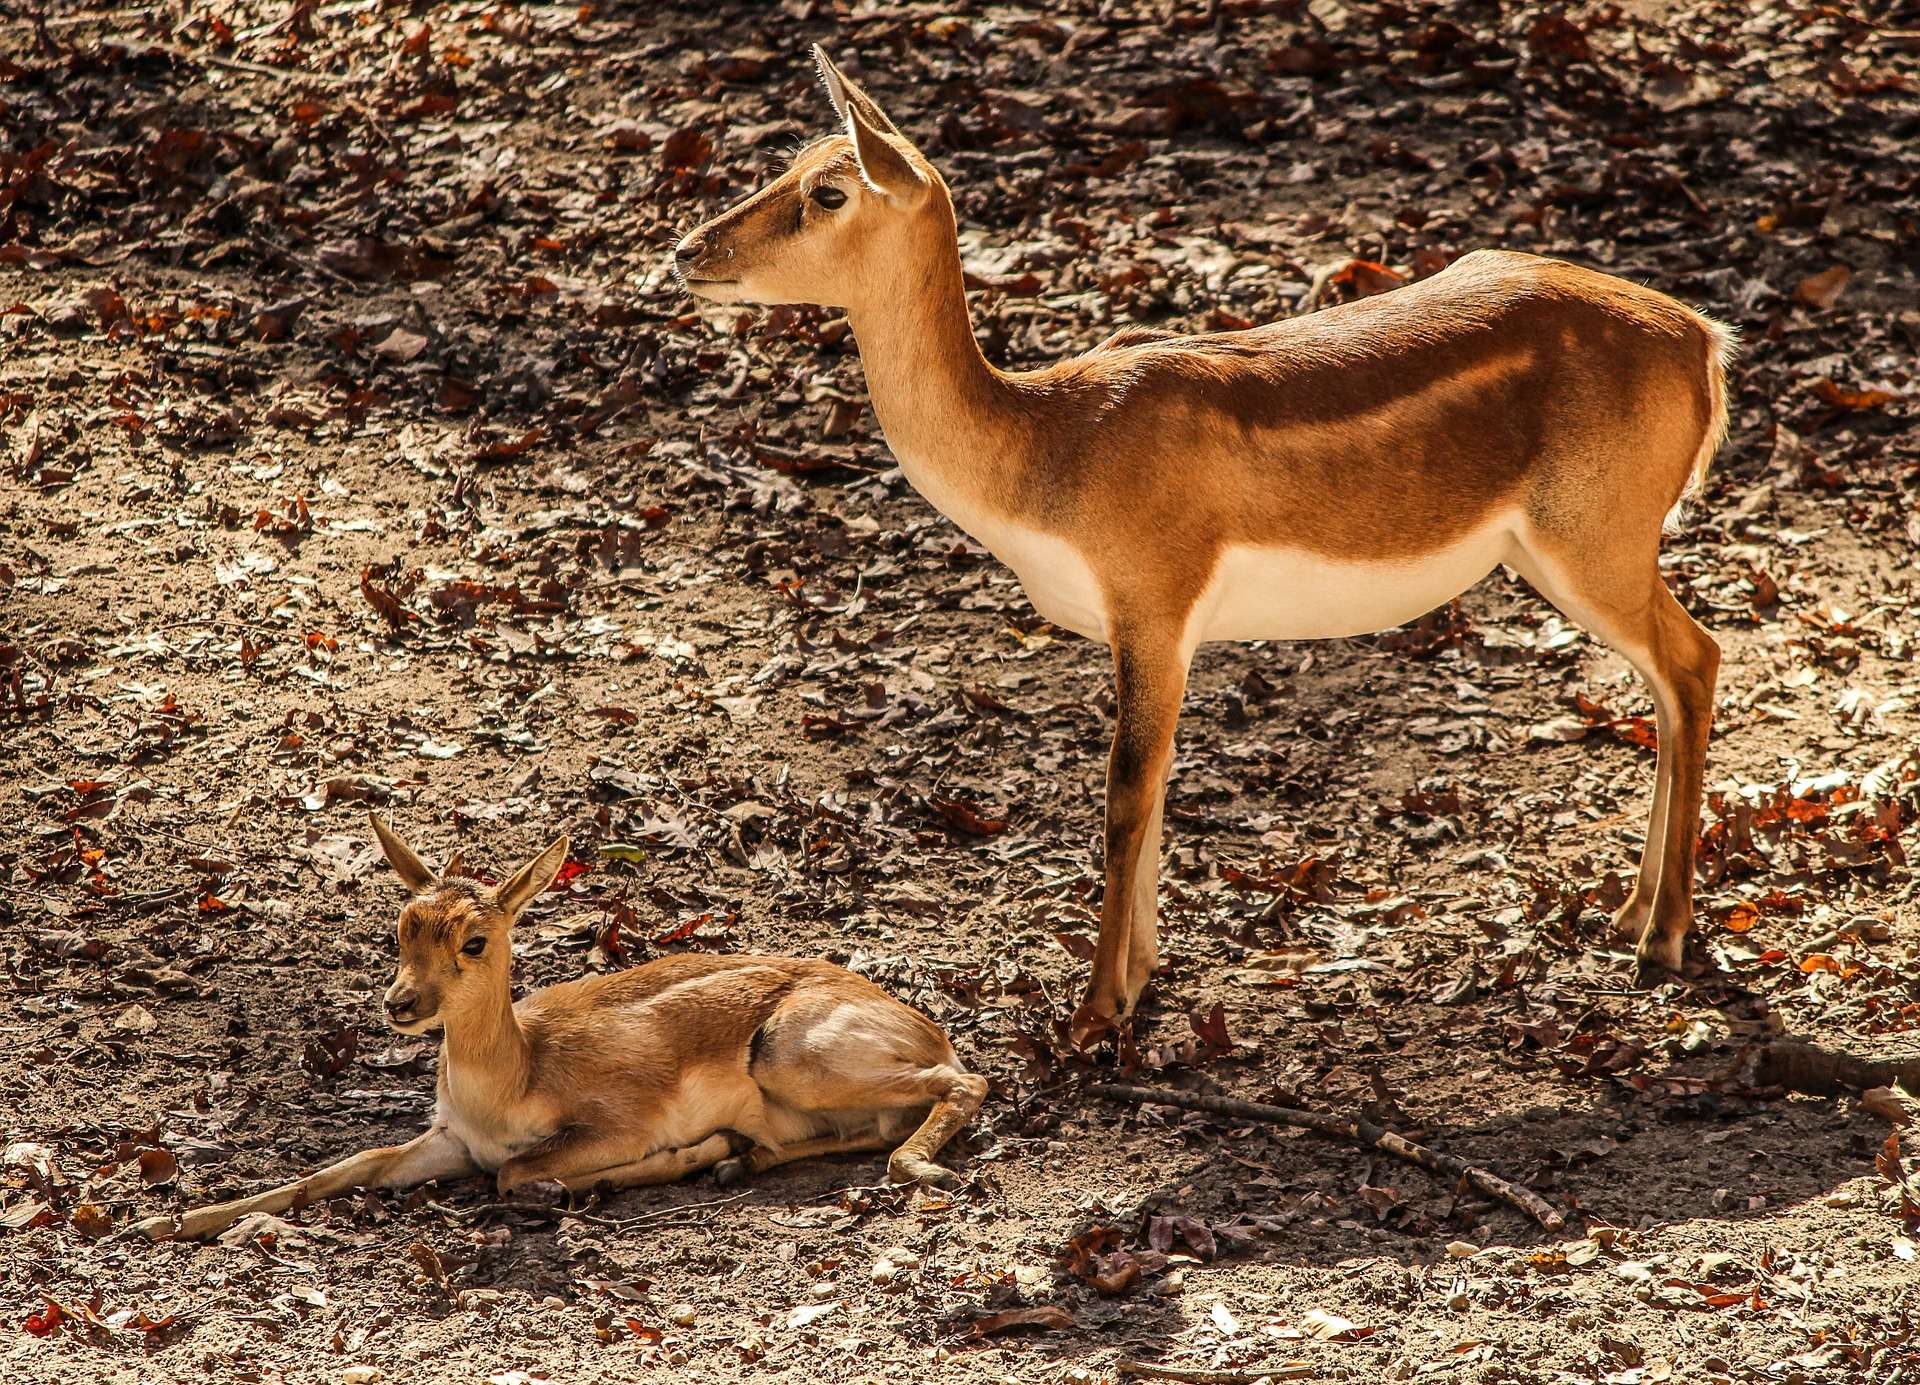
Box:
[440,982,530,1101]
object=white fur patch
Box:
[892,447,1111,640]
[1192,512,1522,646]
[896,437,1521,651]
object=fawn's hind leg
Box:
[884,1069,987,1185]
[738,987,987,1186]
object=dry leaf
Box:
[1793,265,1852,309]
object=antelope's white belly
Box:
[1193,512,1520,645]
[893,446,1515,650]
[959,509,1518,652]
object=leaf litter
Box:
[2,1,1918,1382]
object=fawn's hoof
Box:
[887,1154,957,1188]
[506,1178,570,1207]
[130,1214,179,1243]
[713,1157,749,1189]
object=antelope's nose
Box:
[674,236,703,264]
[384,988,418,1020]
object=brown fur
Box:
[132,823,984,1242]
[677,48,1734,1041]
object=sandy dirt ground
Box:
[4,1,1919,1382]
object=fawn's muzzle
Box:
[384,987,421,1022]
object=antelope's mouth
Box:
[682,276,746,304]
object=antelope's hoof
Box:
[713,1157,748,1189]
[1068,999,1119,1051]
[1633,929,1687,977]
[1610,900,1652,949]
[887,1154,957,1189]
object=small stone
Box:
[343,1369,383,1385]
[880,1245,920,1269]
[870,1260,899,1286]
[1446,1241,1478,1258]
[668,1303,697,1327]
[666,1347,688,1366]
[1446,1286,1470,1311]
[540,1295,566,1310]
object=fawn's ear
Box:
[370,814,438,896]
[493,835,570,920]
[812,45,923,201]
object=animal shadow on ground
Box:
[960,1041,1889,1369]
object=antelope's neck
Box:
[440,985,531,1106]
[846,250,1023,538]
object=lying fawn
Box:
[674,47,1734,1042]
[133,818,985,1241]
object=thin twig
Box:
[1090,1082,1565,1231]
[1118,1360,1311,1383]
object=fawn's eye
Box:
[809,185,847,210]
[461,935,487,957]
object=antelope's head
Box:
[672,45,949,310]
[369,816,569,1035]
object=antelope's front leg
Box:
[133,1124,477,1242]
[1070,624,1190,1047]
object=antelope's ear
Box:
[370,814,438,896]
[811,45,923,201]
[493,835,570,920]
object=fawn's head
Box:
[369,816,569,1035]
[673,46,949,311]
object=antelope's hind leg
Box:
[713,1128,897,1187]
[1512,538,1719,974]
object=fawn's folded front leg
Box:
[496,1131,735,1196]
[133,1124,478,1242]
[1070,621,1191,1047]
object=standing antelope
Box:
[675,47,1733,1043]
[133,818,984,1241]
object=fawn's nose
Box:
[673,236,703,265]
[384,987,418,1021]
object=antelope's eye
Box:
[809,185,847,210]
[461,935,487,957]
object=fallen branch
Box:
[1089,1082,1565,1231]
[1756,1038,1920,1096]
